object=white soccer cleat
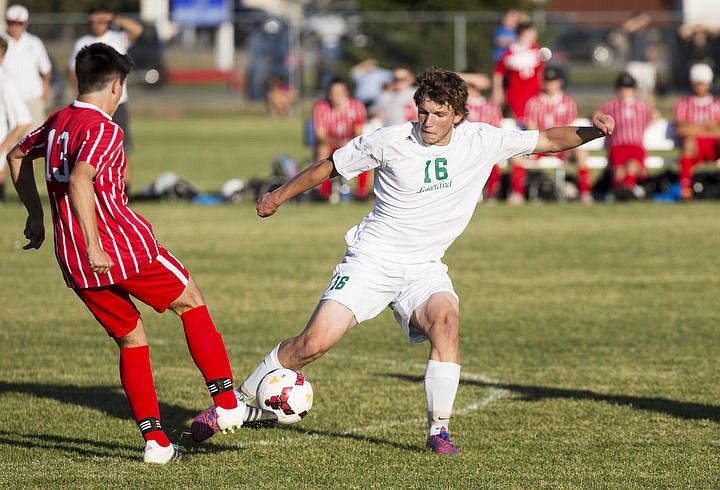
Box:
[143,440,187,464]
[216,400,246,434]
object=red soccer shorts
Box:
[608,145,647,168]
[75,247,190,339]
[692,136,720,163]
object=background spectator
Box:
[265,74,298,117]
[312,77,367,200]
[492,21,544,121]
[492,9,522,63]
[523,66,594,204]
[0,35,31,205]
[68,7,144,193]
[370,65,417,127]
[673,63,720,200]
[595,72,652,200]
[1,4,52,130]
[350,58,392,110]
[676,23,720,87]
[621,12,659,107]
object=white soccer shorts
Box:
[319,249,458,343]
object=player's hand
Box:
[87,248,114,274]
[23,215,45,250]
[256,192,281,217]
[592,113,615,136]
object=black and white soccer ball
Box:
[256,368,313,424]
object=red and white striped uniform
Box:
[19,100,159,289]
[466,96,502,126]
[524,91,577,129]
[673,95,720,128]
[598,97,651,147]
[312,97,366,142]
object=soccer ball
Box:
[256,368,313,425]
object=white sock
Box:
[240,343,283,398]
[424,359,461,436]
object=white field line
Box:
[221,352,509,449]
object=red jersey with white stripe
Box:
[19,100,159,289]
[524,92,577,129]
[673,95,720,130]
[598,97,651,147]
[312,97,366,142]
[466,96,502,126]
[494,43,543,118]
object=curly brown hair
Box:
[413,67,469,124]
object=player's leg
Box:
[411,292,462,455]
[572,148,594,204]
[508,157,527,204]
[240,299,357,397]
[124,249,243,433]
[75,286,184,463]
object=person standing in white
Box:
[1,4,52,131]
[0,35,31,204]
[198,67,615,454]
[68,7,143,191]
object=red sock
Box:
[356,170,369,198]
[319,179,332,199]
[679,156,695,195]
[485,164,501,198]
[181,305,237,409]
[578,167,591,193]
[511,164,526,196]
[119,345,170,446]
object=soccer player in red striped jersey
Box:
[673,63,720,199]
[523,67,594,204]
[7,43,248,464]
[312,78,367,200]
[595,72,652,199]
[462,73,504,200]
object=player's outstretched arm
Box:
[257,157,338,217]
[534,113,614,154]
[8,146,44,250]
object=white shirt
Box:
[333,121,538,264]
[69,31,130,104]
[0,67,31,165]
[1,32,52,101]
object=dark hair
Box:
[0,37,7,56]
[516,22,534,36]
[75,43,134,95]
[413,67,469,123]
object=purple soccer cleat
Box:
[425,427,461,455]
[190,393,278,443]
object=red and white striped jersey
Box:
[524,92,577,129]
[598,97,651,147]
[19,100,159,289]
[673,95,720,126]
[466,96,502,126]
[312,97,366,142]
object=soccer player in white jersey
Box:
[7,43,252,464]
[191,67,615,454]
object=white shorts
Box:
[319,249,458,343]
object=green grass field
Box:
[1,114,719,488]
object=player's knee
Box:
[428,311,459,344]
[169,277,205,315]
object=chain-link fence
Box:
[25,9,716,105]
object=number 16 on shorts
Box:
[329,274,349,290]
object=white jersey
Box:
[0,68,31,170]
[1,32,52,101]
[69,31,131,104]
[333,121,538,264]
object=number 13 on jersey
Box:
[45,129,71,183]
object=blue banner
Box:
[171,0,230,27]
